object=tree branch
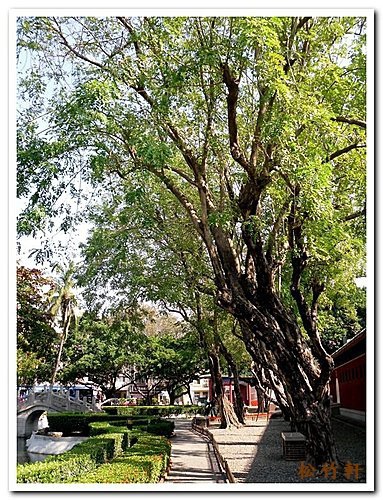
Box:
[296,17,312,31]
[331,116,366,129]
[164,165,198,187]
[325,143,366,163]
[51,18,106,70]
[250,96,268,167]
[343,205,366,222]
[266,197,292,262]
[220,61,250,173]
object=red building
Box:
[329,329,366,421]
[208,376,258,407]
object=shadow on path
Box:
[165,419,226,483]
[211,416,366,484]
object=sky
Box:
[2,1,380,497]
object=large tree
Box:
[60,307,146,398]
[17,266,56,384]
[137,330,205,405]
[17,16,367,465]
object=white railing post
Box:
[48,386,52,407]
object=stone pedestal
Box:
[281,432,306,460]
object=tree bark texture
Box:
[212,235,338,465]
[208,349,241,429]
[50,304,71,386]
[218,339,246,424]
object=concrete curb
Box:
[191,422,236,483]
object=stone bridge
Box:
[17,389,100,437]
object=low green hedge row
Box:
[46,412,158,436]
[103,405,200,417]
[88,421,129,436]
[16,454,95,484]
[72,432,171,484]
[128,430,171,473]
[17,431,128,483]
[17,420,172,483]
[45,412,117,436]
[71,459,151,483]
[89,419,174,439]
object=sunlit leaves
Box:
[17,266,57,383]
[16,16,367,350]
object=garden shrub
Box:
[17,416,171,483]
[73,431,171,484]
[88,422,130,448]
[71,460,150,483]
[16,431,127,483]
[16,454,95,483]
[128,431,171,475]
[46,412,120,436]
[102,405,200,417]
[72,456,162,484]
[47,412,163,435]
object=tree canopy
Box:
[60,308,147,398]
[17,266,56,384]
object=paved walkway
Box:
[165,419,226,483]
[165,415,366,484]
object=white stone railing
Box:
[17,388,99,413]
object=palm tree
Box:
[49,262,79,386]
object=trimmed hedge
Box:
[17,418,172,484]
[46,412,116,436]
[73,431,171,484]
[46,412,157,436]
[16,454,95,484]
[17,431,127,483]
[72,459,151,483]
[128,431,171,474]
[89,419,174,439]
[103,405,200,417]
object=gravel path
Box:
[208,415,366,484]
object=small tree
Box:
[139,331,206,405]
[48,262,79,386]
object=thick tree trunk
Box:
[104,388,116,400]
[219,340,245,424]
[208,348,241,428]
[207,224,336,464]
[230,295,337,466]
[195,307,241,428]
[187,386,193,405]
[168,391,176,406]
